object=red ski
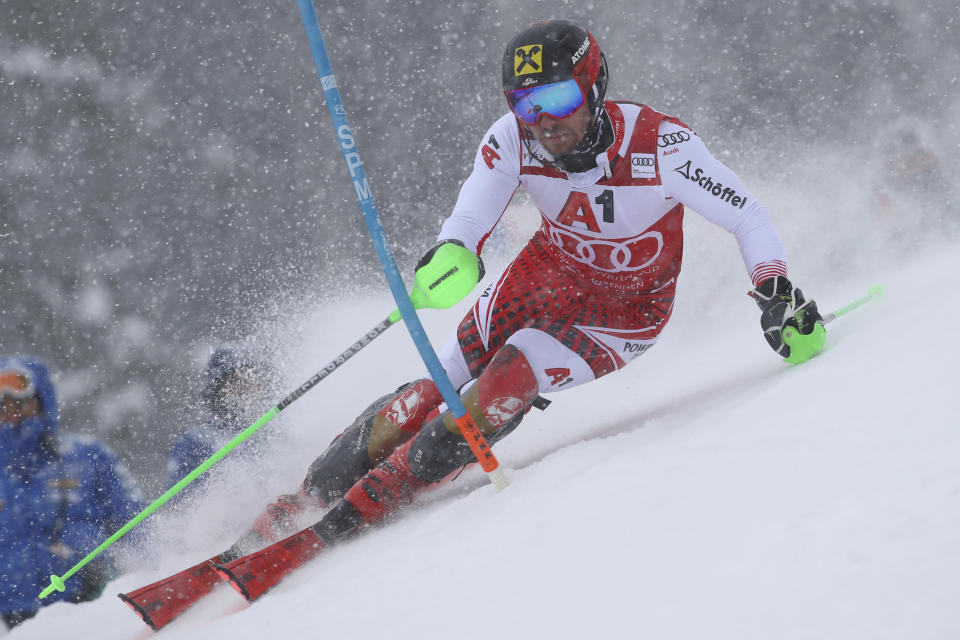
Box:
[122,434,466,623]
[117,556,225,630]
[212,526,328,601]
[215,436,443,601]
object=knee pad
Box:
[475,345,540,430]
[303,388,397,504]
[407,345,538,483]
[376,378,443,435]
[303,379,442,504]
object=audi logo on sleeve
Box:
[631,153,656,178]
[673,160,748,209]
[657,131,691,148]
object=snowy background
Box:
[2,1,958,488]
[2,0,959,638]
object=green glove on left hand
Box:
[748,275,826,363]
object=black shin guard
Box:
[408,408,524,483]
[303,390,397,504]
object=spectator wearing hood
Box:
[163,348,275,493]
[0,356,144,629]
[871,122,956,239]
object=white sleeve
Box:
[658,121,788,285]
[437,113,522,255]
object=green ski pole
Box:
[782,283,884,364]
[820,283,884,324]
[38,407,281,599]
[39,281,475,599]
[39,312,403,599]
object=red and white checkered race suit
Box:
[237,103,790,548]
[434,101,788,394]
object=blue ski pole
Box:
[297,0,508,489]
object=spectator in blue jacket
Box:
[0,356,144,629]
[163,347,276,493]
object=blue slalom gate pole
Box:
[297,0,508,488]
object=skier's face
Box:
[527,102,593,156]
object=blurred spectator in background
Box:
[0,356,144,630]
[871,120,957,241]
[163,347,277,493]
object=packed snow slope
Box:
[11,240,959,639]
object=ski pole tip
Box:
[38,574,66,599]
[867,283,884,299]
[487,467,511,491]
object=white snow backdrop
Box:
[8,181,959,639]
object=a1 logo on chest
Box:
[556,190,615,232]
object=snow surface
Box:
[9,238,959,639]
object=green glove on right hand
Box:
[390,240,484,322]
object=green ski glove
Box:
[408,240,484,313]
[749,275,826,363]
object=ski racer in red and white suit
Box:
[224,19,824,557]
[432,101,788,394]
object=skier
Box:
[223,18,825,558]
[0,356,144,629]
[123,19,828,623]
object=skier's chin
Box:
[539,131,579,156]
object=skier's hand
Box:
[748,276,825,362]
[412,240,485,310]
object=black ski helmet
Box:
[501,19,608,121]
[501,19,612,173]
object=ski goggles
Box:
[506,78,586,126]
[0,368,36,401]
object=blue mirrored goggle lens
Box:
[507,79,585,125]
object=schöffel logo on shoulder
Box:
[631,153,656,178]
[673,160,748,208]
[658,131,691,148]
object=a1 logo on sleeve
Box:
[631,153,656,178]
[481,134,501,169]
